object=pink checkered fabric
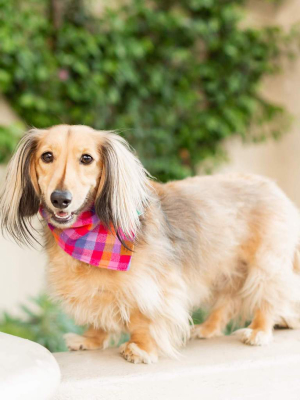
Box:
[40,207,134,271]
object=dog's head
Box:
[0,125,150,245]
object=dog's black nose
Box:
[50,190,72,209]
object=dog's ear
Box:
[95,132,151,238]
[0,129,43,246]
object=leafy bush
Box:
[0,295,84,352]
[0,124,24,163]
[0,0,298,180]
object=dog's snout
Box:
[50,190,72,209]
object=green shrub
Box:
[0,124,24,163]
[0,0,298,181]
[0,295,84,352]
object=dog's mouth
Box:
[52,211,75,224]
[42,194,93,227]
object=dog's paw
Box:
[191,324,223,339]
[64,332,110,351]
[234,328,273,346]
[64,333,89,351]
[119,342,158,364]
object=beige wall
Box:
[0,215,47,314]
[0,0,300,314]
[217,0,300,207]
[0,97,21,126]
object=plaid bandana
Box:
[40,207,134,271]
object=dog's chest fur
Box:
[45,233,136,332]
[44,227,188,336]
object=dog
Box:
[1,124,300,364]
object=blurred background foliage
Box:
[0,295,84,352]
[0,0,299,352]
[0,0,299,180]
[0,123,24,163]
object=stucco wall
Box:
[0,0,300,314]
[217,0,300,207]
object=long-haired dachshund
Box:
[1,124,300,363]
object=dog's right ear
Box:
[0,129,44,246]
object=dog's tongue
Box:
[57,211,69,217]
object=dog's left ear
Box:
[0,129,43,246]
[95,132,151,238]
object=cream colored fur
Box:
[1,125,300,363]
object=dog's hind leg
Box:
[191,297,239,339]
[64,326,112,351]
[235,206,300,346]
[236,257,295,346]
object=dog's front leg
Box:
[120,311,158,364]
[64,326,111,351]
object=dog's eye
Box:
[80,154,94,165]
[41,152,54,163]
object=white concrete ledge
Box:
[0,332,61,400]
[53,330,300,400]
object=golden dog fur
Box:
[1,124,300,363]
